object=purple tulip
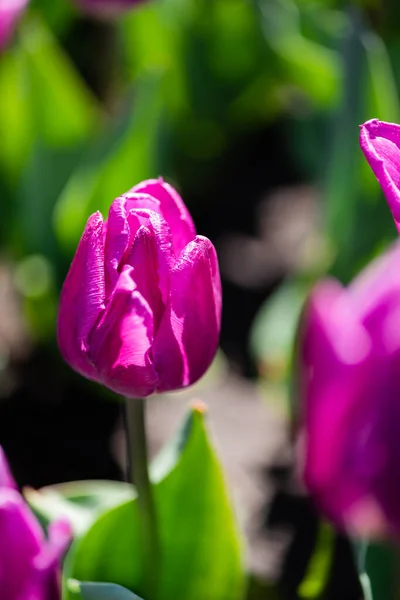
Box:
[0,0,29,51]
[0,447,72,600]
[300,240,400,538]
[360,119,400,232]
[58,178,222,397]
[73,0,145,18]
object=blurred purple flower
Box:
[300,241,400,538]
[0,0,28,51]
[360,119,400,232]
[0,447,71,600]
[73,0,145,18]
[58,178,222,398]
[0,446,17,489]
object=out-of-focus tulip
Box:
[73,0,145,18]
[0,446,17,489]
[58,178,222,398]
[360,119,400,232]
[299,240,400,539]
[0,0,28,51]
[0,447,71,600]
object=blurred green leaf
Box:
[364,32,399,123]
[122,4,176,79]
[54,74,165,253]
[25,480,134,535]
[14,142,85,259]
[0,14,99,206]
[0,49,32,184]
[298,521,334,599]
[64,406,245,600]
[256,0,341,106]
[31,0,74,35]
[250,280,308,414]
[67,579,144,600]
[19,15,100,147]
[325,8,398,282]
[13,253,58,339]
[352,541,398,600]
[353,541,373,600]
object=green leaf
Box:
[25,480,134,535]
[249,280,308,415]
[352,540,397,600]
[0,49,32,184]
[19,16,99,148]
[14,141,85,258]
[64,405,245,600]
[353,541,373,600]
[298,521,334,600]
[324,10,398,282]
[0,15,99,188]
[255,0,341,106]
[53,74,165,254]
[67,579,144,600]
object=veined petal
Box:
[360,119,400,231]
[125,209,173,307]
[104,194,163,296]
[153,236,222,391]
[130,178,196,255]
[104,198,130,296]
[89,266,158,397]
[125,226,164,332]
[0,489,43,600]
[57,213,105,380]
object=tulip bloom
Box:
[360,119,400,232]
[73,0,145,17]
[58,178,222,397]
[0,447,71,600]
[0,0,29,51]
[300,240,400,538]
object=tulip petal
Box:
[300,281,376,530]
[28,519,72,600]
[153,236,222,391]
[0,489,43,600]
[349,240,400,348]
[58,213,105,380]
[89,266,158,397]
[0,447,17,490]
[125,209,173,308]
[104,195,163,296]
[127,226,163,326]
[130,178,196,255]
[360,119,400,231]
[104,198,130,296]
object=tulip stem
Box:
[125,397,160,600]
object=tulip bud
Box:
[299,240,400,539]
[58,178,222,398]
[0,447,72,600]
[0,0,28,51]
[73,0,145,18]
[360,119,400,231]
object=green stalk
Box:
[125,397,160,600]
